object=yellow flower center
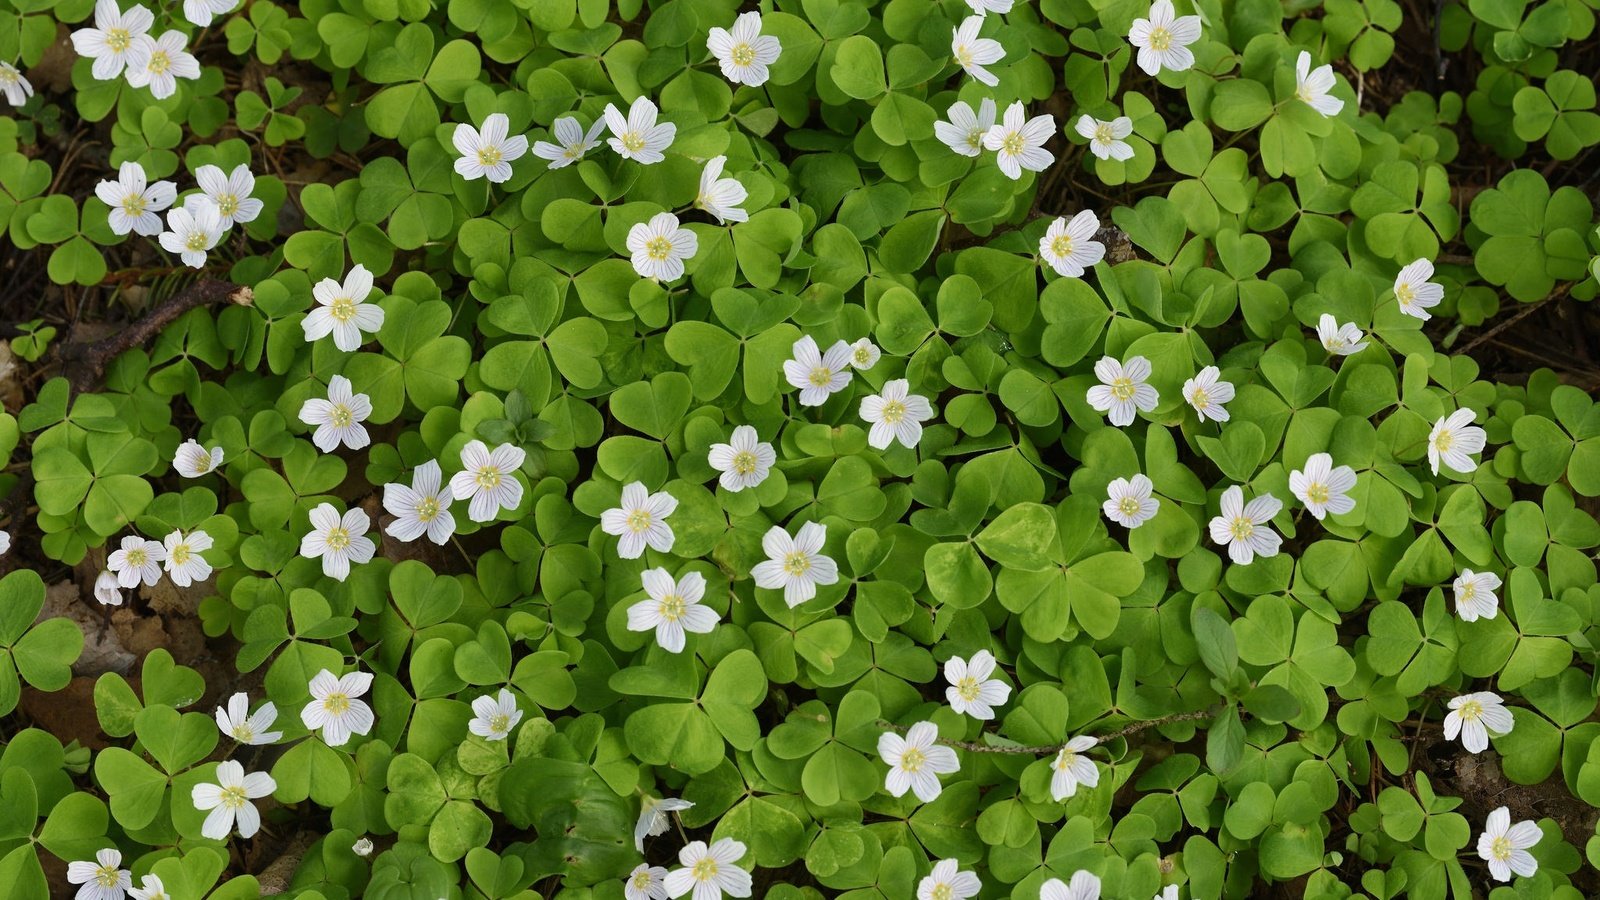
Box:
[170,544,191,565]
[622,132,645,153]
[626,509,653,533]
[416,497,439,521]
[126,548,146,567]
[1051,235,1074,257]
[184,230,210,251]
[732,450,758,475]
[1458,699,1483,722]
[692,858,719,881]
[853,347,873,366]
[807,367,833,387]
[1094,123,1114,144]
[329,297,356,322]
[1489,836,1512,862]
[215,193,237,216]
[1189,387,1210,408]
[1459,582,1476,601]
[1110,376,1137,401]
[1001,132,1024,155]
[956,676,981,702]
[1396,282,1416,305]
[1296,83,1316,103]
[1149,27,1172,51]
[1228,517,1254,540]
[0,69,15,87]
[232,723,255,742]
[1054,749,1078,770]
[489,713,510,733]
[783,551,811,576]
[323,692,350,715]
[331,404,353,427]
[932,885,953,900]
[1433,430,1454,453]
[220,784,249,810]
[475,467,502,489]
[148,50,171,75]
[899,747,926,773]
[731,42,755,66]
[955,46,974,67]
[106,28,131,52]
[646,236,674,261]
[632,870,655,889]
[881,399,906,424]
[326,527,350,551]
[1118,496,1141,517]
[1305,483,1330,505]
[95,864,122,887]
[477,146,502,167]
[658,594,686,621]
[965,128,985,151]
[122,195,146,216]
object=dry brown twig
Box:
[61,279,253,393]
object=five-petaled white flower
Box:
[0,61,33,107]
[1445,692,1513,754]
[1208,486,1282,565]
[1041,871,1103,900]
[601,481,678,559]
[1393,258,1444,320]
[96,161,175,236]
[629,568,717,653]
[299,375,372,453]
[861,379,934,450]
[384,459,455,544]
[302,263,383,351]
[1040,210,1106,278]
[951,16,1004,87]
[1103,474,1159,529]
[108,534,165,588]
[452,113,528,184]
[158,201,224,268]
[1289,452,1357,520]
[94,569,122,607]
[963,0,1014,15]
[1294,51,1344,117]
[918,859,981,900]
[1129,0,1201,76]
[71,0,155,81]
[605,97,676,164]
[664,839,752,900]
[783,336,853,406]
[935,98,997,157]
[162,528,213,587]
[708,425,775,493]
[449,440,526,522]
[1428,408,1486,476]
[1316,313,1368,356]
[1086,355,1159,427]
[182,0,238,27]
[468,689,523,741]
[984,102,1055,180]
[173,439,223,477]
[216,691,282,745]
[944,650,1011,720]
[125,31,200,99]
[627,212,697,282]
[1182,365,1234,423]
[128,873,170,900]
[301,669,375,747]
[635,796,694,852]
[1049,735,1100,800]
[194,163,263,229]
[707,11,781,87]
[300,503,375,582]
[752,522,839,608]
[68,848,132,900]
[626,864,670,900]
[531,116,606,169]
[1076,115,1134,161]
[849,338,881,370]
[697,156,748,225]
[1478,806,1540,883]
[192,760,276,840]
[1453,569,1502,622]
[878,721,960,802]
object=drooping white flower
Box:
[1182,366,1234,423]
[193,163,262,229]
[191,760,275,840]
[1103,474,1159,529]
[124,31,200,99]
[172,439,223,477]
[351,837,374,857]
[635,797,694,852]
[468,689,523,742]
[1155,887,1179,900]
[1207,486,1282,565]
[860,379,934,450]
[706,12,781,87]
[708,425,775,493]
[1316,313,1368,356]
[300,503,376,582]
[600,482,678,559]
[605,97,676,164]
[1453,569,1502,622]
[449,440,526,522]
[158,202,223,269]
[944,650,1011,720]
[917,860,981,900]
[1039,210,1106,278]
[1075,115,1134,161]
[452,113,528,184]
[1128,0,1201,76]
[0,61,33,107]
[108,534,165,588]
[963,0,1014,15]
[696,156,748,225]
[127,874,169,900]
[1289,452,1357,520]
[628,568,717,653]
[94,570,122,607]
[984,102,1055,180]
[627,212,697,281]
[1428,408,1487,476]
[849,338,881,370]
[877,721,960,803]
[951,16,1003,87]
[1086,355,1159,427]
[783,336,853,406]
[1294,51,1344,117]
[95,161,175,236]
[626,864,670,900]
[71,0,155,81]
[300,668,375,747]
[1478,806,1540,882]
[1393,258,1444,320]
[67,848,131,900]
[216,692,282,745]
[531,116,606,169]
[1049,735,1100,800]
[1444,692,1513,753]
[182,0,238,27]
[934,98,997,157]
[298,375,372,453]
[162,528,213,587]
[1041,871,1103,900]
[383,459,455,544]
[302,264,383,352]
[663,839,752,900]
[751,522,839,608]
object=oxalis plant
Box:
[1,0,1599,897]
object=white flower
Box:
[1039,210,1106,278]
[635,796,694,852]
[384,459,455,544]
[751,522,839,608]
[1049,735,1100,800]
[708,425,774,492]
[1453,569,1502,622]
[1041,871,1103,900]
[1393,258,1444,320]
[351,837,374,857]
[95,161,175,236]
[860,379,934,450]
[706,11,781,87]
[963,0,1014,15]
[951,16,1003,87]
[449,440,526,522]
[300,668,375,747]
[191,760,275,840]
[531,116,606,169]
[128,874,170,900]
[628,569,717,653]
[162,528,213,586]
[1294,51,1344,117]
[108,534,165,588]
[68,847,131,900]
[182,0,238,27]
[605,97,676,164]
[984,102,1055,180]
[298,375,372,453]
[1155,888,1178,900]
[664,839,752,900]
[600,482,678,559]
[1444,692,1513,753]
[172,439,223,477]
[918,860,981,900]
[1316,313,1368,356]
[0,530,8,557]
[944,650,1010,720]
[1428,408,1487,476]
[1129,0,1201,76]
[124,31,200,99]
[1075,115,1134,161]
[783,336,853,406]
[877,721,960,802]
[1086,355,1159,427]
[626,864,670,900]
[452,113,528,184]
[300,503,375,582]
[1208,486,1282,565]
[0,61,33,107]
[1182,366,1234,423]
[934,98,997,157]
[302,264,382,351]
[193,163,262,229]
[70,0,155,81]
[1478,806,1540,882]
[468,688,523,741]
[94,570,122,607]
[216,692,282,745]
[627,212,697,281]
[158,202,223,268]
[1289,452,1357,520]
[1103,474,1159,528]
[849,338,881,370]
[696,156,748,225]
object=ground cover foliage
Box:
[2,0,1600,898]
